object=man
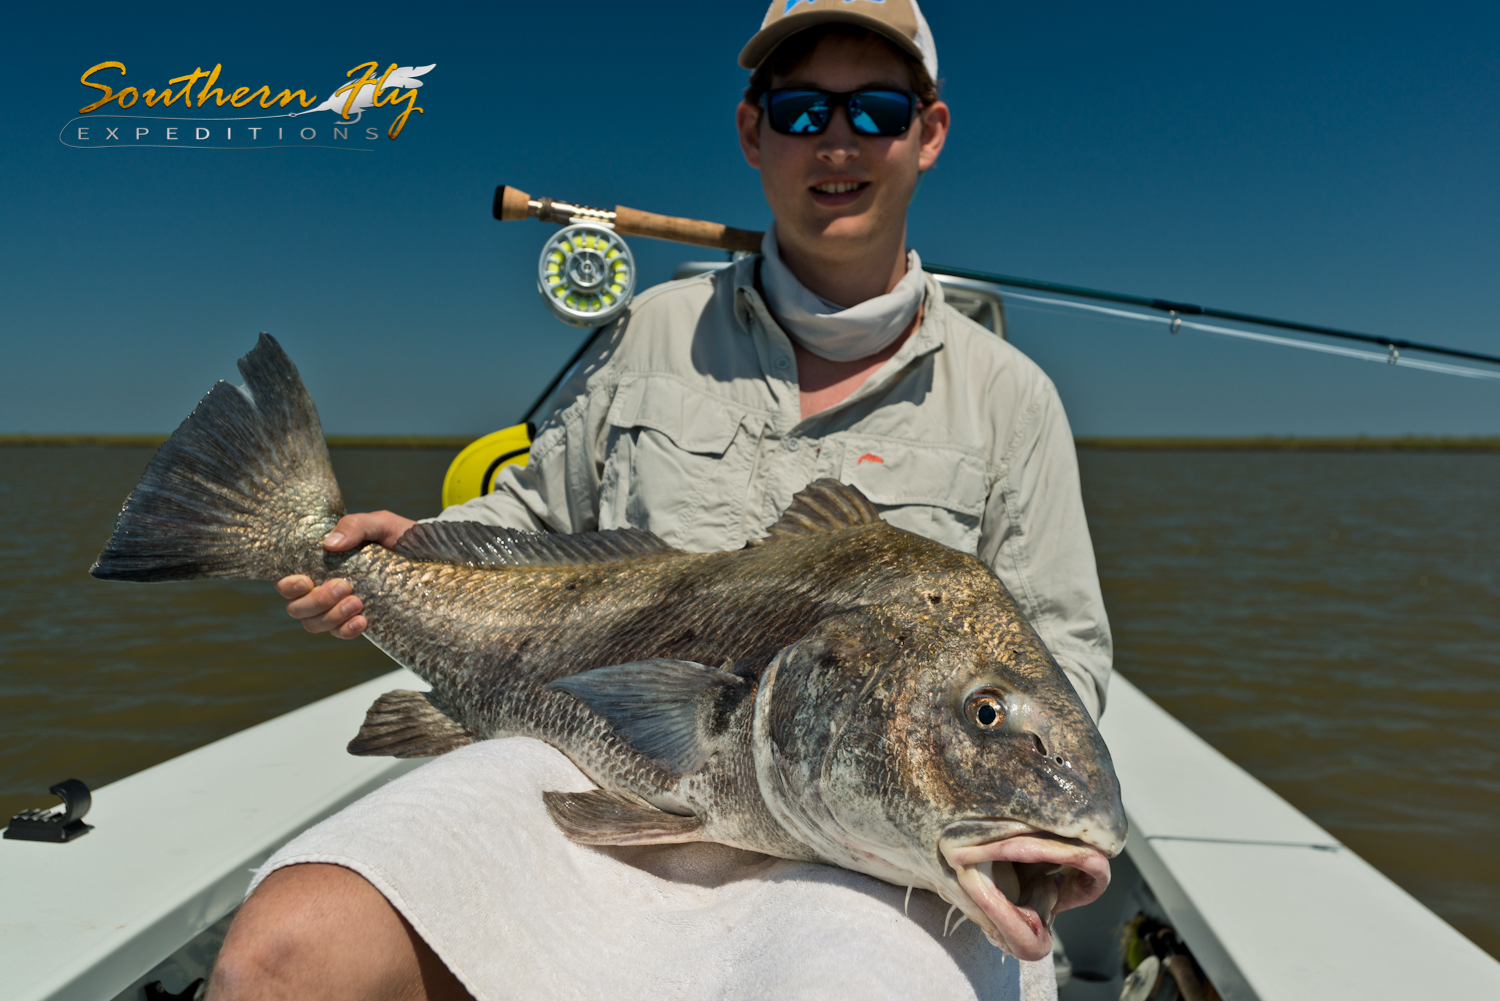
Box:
[212,3,1109,998]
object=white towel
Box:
[252,738,1056,1001]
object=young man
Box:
[213,3,1109,998]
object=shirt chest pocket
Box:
[601,375,755,546]
[840,438,989,556]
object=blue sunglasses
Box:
[761,88,920,137]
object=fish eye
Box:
[964,689,1006,731]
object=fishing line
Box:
[1001,291,1500,382]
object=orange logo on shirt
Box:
[857,453,884,464]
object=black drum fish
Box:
[93,335,1126,959]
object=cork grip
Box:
[494,185,532,222]
[493,184,763,252]
[612,206,763,253]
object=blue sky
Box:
[3,1,1497,436]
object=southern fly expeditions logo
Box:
[60,61,435,151]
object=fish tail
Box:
[91,334,344,583]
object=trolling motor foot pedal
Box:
[4,778,93,842]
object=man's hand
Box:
[276,511,416,640]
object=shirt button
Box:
[775,356,789,370]
[786,438,801,451]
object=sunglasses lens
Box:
[847,91,915,135]
[768,91,831,134]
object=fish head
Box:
[753,573,1126,960]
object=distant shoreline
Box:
[0,434,476,449]
[1074,436,1500,451]
[4,434,1500,452]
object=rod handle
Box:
[493,185,532,221]
[612,205,763,253]
[1162,956,1210,1001]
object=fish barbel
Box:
[92,335,1127,959]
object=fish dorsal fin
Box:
[392,522,681,568]
[758,478,883,544]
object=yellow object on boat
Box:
[440,423,533,509]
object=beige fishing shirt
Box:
[436,256,1112,718]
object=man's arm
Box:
[978,382,1112,720]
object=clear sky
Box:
[3,1,1497,436]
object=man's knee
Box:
[210,863,433,1001]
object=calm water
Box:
[1,446,1496,959]
[1081,450,1500,960]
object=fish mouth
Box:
[937,826,1113,961]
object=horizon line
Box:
[4,434,1500,452]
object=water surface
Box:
[1,446,1495,959]
[0,447,448,822]
[1080,450,1500,960]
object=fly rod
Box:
[922,264,1500,368]
[493,183,1500,369]
[493,185,762,253]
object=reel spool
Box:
[537,223,636,327]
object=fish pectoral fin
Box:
[543,789,704,846]
[547,659,752,776]
[754,478,883,545]
[347,689,476,758]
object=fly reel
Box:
[496,185,762,330]
[537,224,636,328]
